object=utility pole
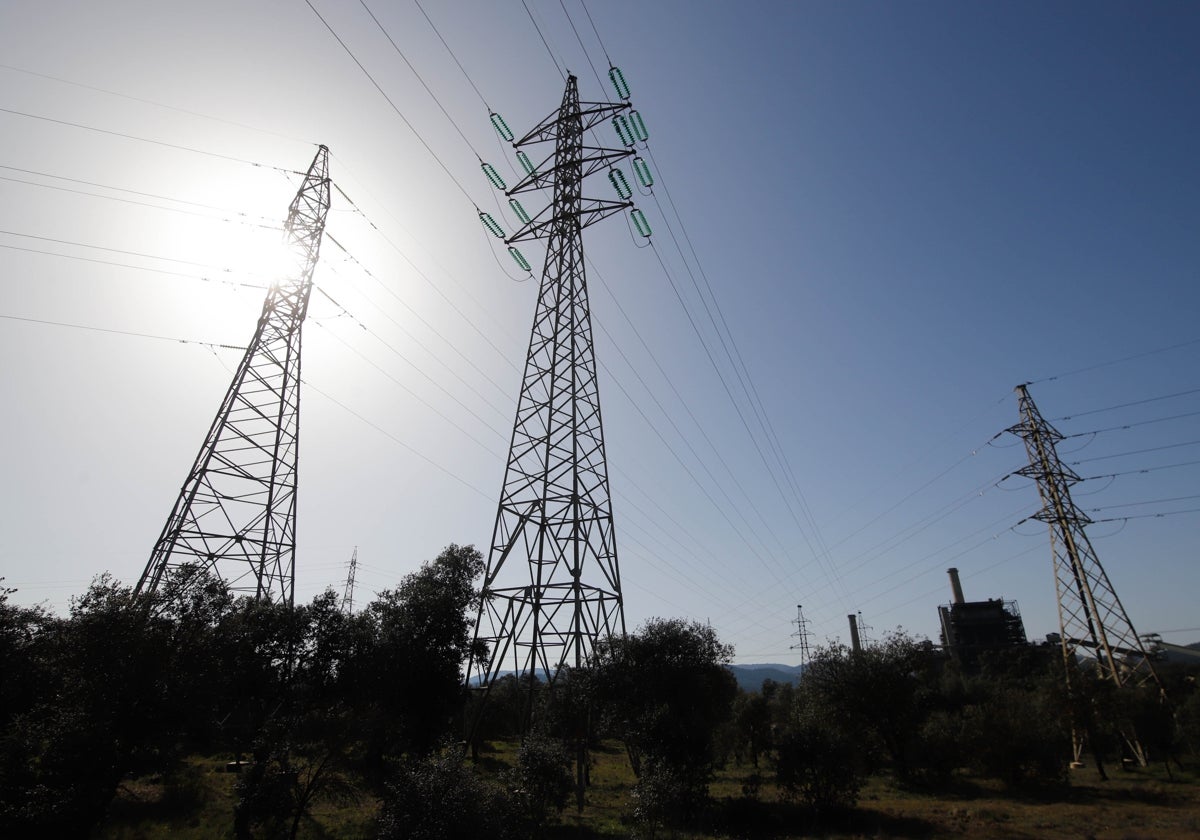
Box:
[1009,383,1165,769]
[135,146,332,606]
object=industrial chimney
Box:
[848,613,862,653]
[947,567,965,605]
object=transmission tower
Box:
[1009,383,1165,766]
[342,546,358,615]
[789,604,812,668]
[134,146,332,605]
[467,74,645,705]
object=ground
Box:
[98,743,1200,839]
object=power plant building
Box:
[938,567,1027,668]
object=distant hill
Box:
[728,663,804,692]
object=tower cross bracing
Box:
[135,145,332,605]
[470,75,634,693]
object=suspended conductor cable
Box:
[302,0,476,205]
[1084,459,1200,481]
[358,1,483,160]
[558,0,605,94]
[1,313,245,350]
[0,107,303,175]
[1070,439,1200,464]
[1054,387,1200,421]
[1088,494,1200,512]
[1061,410,1200,439]
[0,243,266,289]
[0,63,312,145]
[1,174,283,230]
[412,0,490,110]
[1030,336,1200,384]
[301,378,492,501]
[327,178,520,368]
[0,165,279,223]
[1092,508,1200,524]
[579,0,613,64]
[521,0,567,80]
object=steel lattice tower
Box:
[342,546,359,615]
[1009,383,1165,765]
[468,75,636,697]
[789,604,812,668]
[135,146,332,605]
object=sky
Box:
[1,1,1197,664]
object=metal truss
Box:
[135,146,331,605]
[1009,383,1165,765]
[469,76,632,699]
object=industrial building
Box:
[937,568,1027,669]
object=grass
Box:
[96,745,1200,839]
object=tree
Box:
[799,631,936,778]
[358,544,484,778]
[590,618,738,823]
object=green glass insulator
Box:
[612,114,634,147]
[633,156,654,188]
[608,168,632,200]
[508,246,532,272]
[631,208,651,238]
[481,162,507,191]
[630,110,649,142]
[479,211,505,239]
[490,111,514,142]
[608,65,631,100]
[516,150,536,175]
[509,197,532,224]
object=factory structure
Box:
[937,567,1028,668]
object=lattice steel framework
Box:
[135,146,332,605]
[468,76,634,694]
[1009,383,1165,764]
[789,604,812,669]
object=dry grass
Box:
[97,746,1200,839]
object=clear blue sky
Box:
[1,1,1197,662]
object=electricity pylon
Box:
[1009,383,1165,767]
[789,604,812,668]
[467,75,640,709]
[135,146,332,605]
[342,546,358,615]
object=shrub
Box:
[377,750,516,840]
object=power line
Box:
[412,0,490,110]
[0,62,312,145]
[301,0,477,205]
[1029,336,1200,385]
[1061,410,1200,439]
[1088,494,1200,512]
[1054,387,1200,421]
[1070,439,1200,465]
[357,1,483,160]
[0,313,245,350]
[0,243,266,289]
[0,106,303,174]
[520,0,566,79]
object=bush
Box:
[774,714,864,812]
[961,687,1069,789]
[377,750,516,840]
[508,734,573,830]
[629,759,707,839]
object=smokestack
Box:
[848,613,862,653]
[947,567,965,605]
